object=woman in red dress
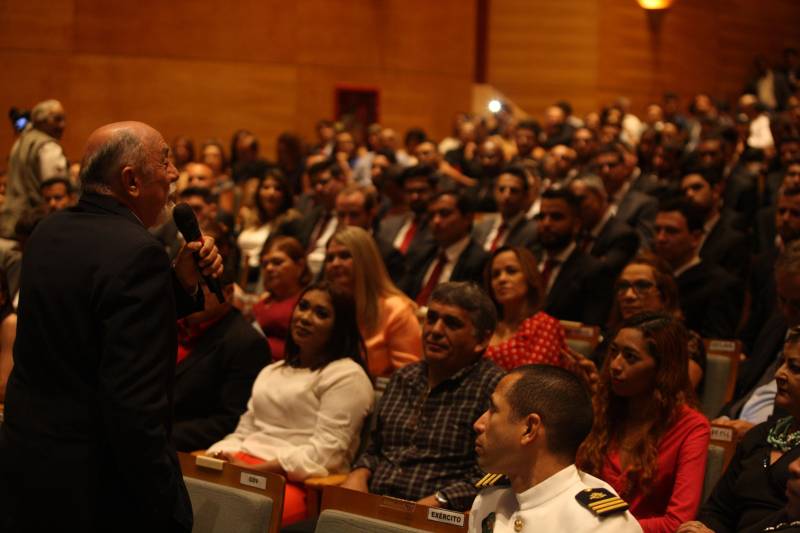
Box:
[483,245,567,370]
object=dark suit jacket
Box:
[736,312,787,403]
[588,216,639,277]
[741,248,779,353]
[544,249,614,326]
[0,193,200,532]
[401,238,489,300]
[472,214,539,252]
[173,309,270,452]
[615,189,658,248]
[700,215,750,281]
[277,206,327,248]
[375,234,407,285]
[676,261,743,339]
[377,212,432,255]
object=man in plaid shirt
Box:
[342,281,505,511]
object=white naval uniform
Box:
[468,465,642,533]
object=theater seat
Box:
[316,509,426,533]
[560,320,601,356]
[699,339,741,418]
[179,451,285,533]
[702,424,737,502]
[315,486,468,533]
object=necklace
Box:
[767,416,800,452]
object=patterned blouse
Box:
[485,311,567,370]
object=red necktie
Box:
[578,232,594,253]
[399,218,419,254]
[415,253,447,306]
[540,258,560,292]
[489,222,508,252]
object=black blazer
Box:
[0,193,201,532]
[173,309,270,452]
[377,212,432,255]
[700,215,750,281]
[616,189,658,248]
[401,238,489,300]
[472,215,539,252]
[588,217,640,277]
[676,261,743,339]
[544,249,614,326]
[277,206,328,248]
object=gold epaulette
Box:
[575,487,629,516]
[475,473,510,488]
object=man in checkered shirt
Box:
[341,281,505,511]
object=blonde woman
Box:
[324,226,422,378]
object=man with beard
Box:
[536,187,613,325]
[680,167,749,280]
[377,165,436,256]
[472,166,539,253]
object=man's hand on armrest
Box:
[340,467,371,493]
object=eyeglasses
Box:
[615,280,656,296]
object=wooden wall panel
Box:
[487,0,599,119]
[490,0,800,119]
[0,0,475,167]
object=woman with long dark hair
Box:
[482,245,566,370]
[207,281,374,524]
[578,312,710,533]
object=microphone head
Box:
[173,202,202,242]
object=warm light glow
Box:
[636,0,673,9]
[487,99,502,113]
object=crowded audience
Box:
[3,51,800,531]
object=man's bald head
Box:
[80,121,177,227]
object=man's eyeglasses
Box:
[615,280,656,296]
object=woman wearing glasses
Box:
[571,254,706,392]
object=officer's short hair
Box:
[506,365,593,459]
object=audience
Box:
[324,226,422,378]
[8,66,800,529]
[578,312,710,533]
[483,245,567,370]
[207,281,374,525]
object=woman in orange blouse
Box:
[324,226,422,378]
[483,245,567,370]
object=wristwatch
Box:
[434,490,450,508]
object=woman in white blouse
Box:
[207,281,374,525]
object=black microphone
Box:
[173,203,225,303]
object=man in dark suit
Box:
[173,276,270,452]
[335,184,405,284]
[595,143,658,247]
[401,190,489,306]
[377,165,436,256]
[471,165,539,253]
[278,159,344,275]
[569,174,639,277]
[0,121,222,532]
[654,198,743,339]
[536,187,614,326]
[742,185,800,351]
[680,167,749,280]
